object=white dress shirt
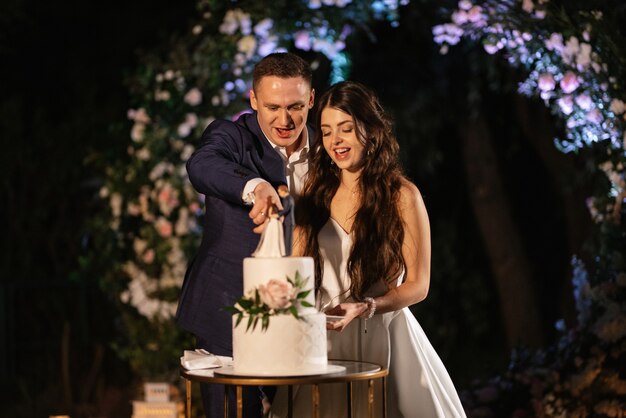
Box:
[242,128,310,201]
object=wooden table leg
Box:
[382,376,388,418]
[236,385,243,418]
[346,382,353,418]
[288,385,293,418]
[224,386,229,418]
[185,379,191,418]
[367,379,374,418]
[312,384,320,418]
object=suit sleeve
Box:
[186,119,260,205]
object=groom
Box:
[176,52,315,417]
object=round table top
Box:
[181,360,388,386]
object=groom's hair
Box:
[253,52,312,91]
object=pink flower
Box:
[577,43,592,69]
[610,99,625,115]
[466,5,483,23]
[575,93,593,110]
[537,73,555,91]
[258,279,296,309]
[560,71,580,94]
[586,109,603,125]
[544,33,563,52]
[522,0,534,13]
[155,217,173,237]
[142,249,155,264]
[294,30,312,51]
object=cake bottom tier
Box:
[232,312,328,375]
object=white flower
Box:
[192,25,202,35]
[149,162,175,181]
[557,95,574,115]
[131,123,145,142]
[483,43,500,55]
[258,279,297,309]
[219,10,238,35]
[577,43,592,69]
[258,36,279,57]
[451,10,468,25]
[136,147,151,161]
[561,36,580,65]
[184,88,203,106]
[175,207,190,236]
[254,18,273,38]
[220,9,251,35]
[545,33,563,52]
[308,0,322,9]
[154,90,171,101]
[181,144,195,162]
[127,202,141,216]
[99,186,109,198]
[178,123,192,138]
[458,0,472,11]
[127,108,150,123]
[164,70,174,80]
[110,193,123,218]
[237,35,257,58]
[133,238,148,255]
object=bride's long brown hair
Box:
[297,81,405,300]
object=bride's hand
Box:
[324,302,368,332]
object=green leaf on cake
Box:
[227,269,314,330]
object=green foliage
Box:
[226,271,312,332]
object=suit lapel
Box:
[240,112,286,186]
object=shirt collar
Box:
[258,123,309,161]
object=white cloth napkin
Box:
[180,349,233,370]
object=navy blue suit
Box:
[176,111,308,417]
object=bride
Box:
[270,81,466,418]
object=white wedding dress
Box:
[270,218,466,418]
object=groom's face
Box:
[250,75,314,153]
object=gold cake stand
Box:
[180,359,388,418]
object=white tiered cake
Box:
[230,215,328,376]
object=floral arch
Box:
[89,0,624,414]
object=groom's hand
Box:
[249,182,283,234]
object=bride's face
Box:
[320,107,365,172]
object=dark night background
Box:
[1,0,600,415]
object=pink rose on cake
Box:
[258,279,297,309]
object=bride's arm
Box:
[326,181,431,330]
[373,180,431,313]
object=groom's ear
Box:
[309,89,315,109]
[250,89,259,110]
